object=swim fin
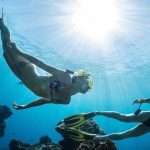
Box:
[66,127,96,142]
[64,112,96,128]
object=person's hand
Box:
[13,102,24,110]
[132,98,145,105]
[95,135,107,141]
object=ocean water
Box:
[0,0,150,149]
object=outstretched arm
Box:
[94,111,138,122]
[13,98,51,110]
[132,98,150,105]
[144,98,150,103]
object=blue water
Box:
[0,0,150,149]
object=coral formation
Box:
[76,119,105,135]
[57,119,116,150]
[0,105,12,137]
[76,138,117,150]
[9,136,62,150]
[9,119,117,150]
[39,135,52,145]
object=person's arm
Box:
[13,98,51,110]
[143,98,150,103]
[132,98,150,105]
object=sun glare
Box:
[70,0,121,42]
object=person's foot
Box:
[0,9,4,29]
[13,102,25,110]
[95,135,107,141]
[94,111,101,115]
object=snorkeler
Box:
[0,13,93,110]
[96,98,150,140]
[56,98,150,142]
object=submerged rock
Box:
[0,105,12,137]
[9,140,31,150]
[39,135,52,145]
[76,138,117,150]
[76,119,105,135]
[57,119,117,150]
[9,117,117,150]
[9,136,62,150]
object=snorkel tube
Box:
[134,103,142,116]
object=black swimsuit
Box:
[143,117,150,127]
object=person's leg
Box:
[3,50,39,81]
[3,52,22,79]
[0,19,11,44]
[98,123,150,140]
[96,111,150,123]
[0,19,37,68]
[13,98,51,110]
[0,20,39,79]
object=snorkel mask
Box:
[74,70,93,90]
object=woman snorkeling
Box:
[0,16,93,110]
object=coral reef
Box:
[55,119,105,140]
[0,105,12,137]
[76,119,105,135]
[57,119,116,150]
[9,136,62,150]
[76,138,117,150]
[9,118,117,150]
[39,135,52,145]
